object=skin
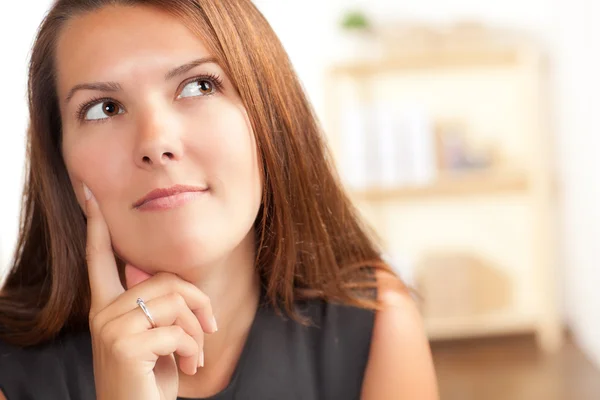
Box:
[0,4,439,399]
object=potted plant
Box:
[337,10,380,61]
[341,10,371,32]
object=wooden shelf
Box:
[425,313,537,341]
[349,170,529,202]
[326,39,563,351]
[330,49,519,76]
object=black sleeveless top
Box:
[0,298,375,400]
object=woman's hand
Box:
[83,184,218,400]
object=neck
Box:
[177,231,261,397]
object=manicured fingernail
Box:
[198,351,204,368]
[83,183,93,200]
[212,316,218,333]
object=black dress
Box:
[0,297,375,400]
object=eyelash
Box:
[75,73,225,123]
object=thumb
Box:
[125,263,153,289]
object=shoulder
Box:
[361,270,439,399]
[0,329,91,367]
[297,292,375,353]
[0,330,95,400]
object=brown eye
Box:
[82,99,125,121]
[178,78,218,99]
[103,102,121,116]
[198,80,213,94]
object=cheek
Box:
[190,103,262,196]
[62,131,130,207]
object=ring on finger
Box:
[136,297,157,329]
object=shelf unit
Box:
[324,39,563,353]
[329,48,519,75]
[426,312,537,341]
[350,169,529,202]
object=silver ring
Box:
[136,298,157,329]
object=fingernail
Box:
[212,316,218,333]
[198,351,204,368]
[83,183,93,201]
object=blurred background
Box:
[1,1,600,399]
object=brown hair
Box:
[0,0,400,347]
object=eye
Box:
[178,79,217,99]
[84,101,124,121]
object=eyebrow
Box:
[65,57,219,103]
[164,57,218,80]
[65,82,121,103]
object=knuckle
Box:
[165,273,186,291]
[89,308,109,334]
[171,325,185,337]
[98,321,118,344]
[155,271,172,282]
[197,291,212,310]
[190,322,203,337]
[191,339,200,353]
[110,338,133,360]
[85,243,101,259]
[168,292,186,308]
[89,313,102,333]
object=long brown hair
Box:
[0,0,399,347]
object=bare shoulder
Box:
[0,389,6,400]
[360,270,439,400]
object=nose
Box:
[134,112,183,170]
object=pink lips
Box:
[133,184,207,211]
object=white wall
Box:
[0,1,53,275]
[551,0,600,366]
[254,0,556,118]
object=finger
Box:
[84,183,124,313]
[194,332,205,368]
[113,295,204,374]
[135,326,199,376]
[125,264,153,289]
[110,273,218,334]
[114,293,203,337]
[110,292,205,367]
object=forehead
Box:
[55,5,211,93]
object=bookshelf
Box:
[330,48,519,75]
[350,169,529,202]
[324,34,563,353]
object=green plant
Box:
[340,10,370,31]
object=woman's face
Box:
[57,5,262,274]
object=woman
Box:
[0,0,438,399]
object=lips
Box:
[133,184,208,209]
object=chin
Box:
[112,234,220,275]
[152,236,226,272]
[112,216,255,275]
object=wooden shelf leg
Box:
[536,320,564,353]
